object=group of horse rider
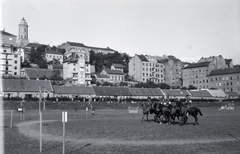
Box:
[141,95,202,125]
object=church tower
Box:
[17,17,29,47]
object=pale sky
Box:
[1,0,240,64]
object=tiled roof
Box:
[161,89,190,97]
[95,74,109,79]
[0,30,16,37]
[23,68,53,79]
[189,90,212,97]
[45,49,63,55]
[2,79,53,92]
[67,42,116,51]
[93,86,132,96]
[25,43,47,48]
[207,89,228,97]
[137,55,148,62]
[182,62,211,69]
[225,92,240,97]
[103,69,125,75]
[53,85,95,95]
[112,63,124,68]
[129,88,164,96]
[209,67,240,76]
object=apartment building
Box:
[158,56,183,87]
[45,48,63,64]
[182,62,215,89]
[209,67,240,94]
[0,30,21,77]
[63,45,91,86]
[128,54,164,83]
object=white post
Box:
[10,110,13,129]
[62,112,67,154]
[40,112,42,153]
[43,88,46,110]
[39,87,42,114]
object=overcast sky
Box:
[1,0,240,64]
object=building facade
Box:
[100,69,125,83]
[0,30,21,77]
[45,48,63,64]
[182,62,215,89]
[209,67,240,94]
[63,46,91,86]
[128,54,164,83]
[158,56,183,87]
[59,42,116,55]
[17,18,29,47]
[198,55,233,69]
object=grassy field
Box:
[3,103,240,154]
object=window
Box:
[4,50,6,52]
[14,72,17,75]
[15,60,17,64]
[14,66,17,70]
[14,55,18,58]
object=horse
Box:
[176,101,203,125]
[155,103,171,124]
[168,104,180,125]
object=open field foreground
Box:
[3,107,240,154]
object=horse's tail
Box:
[198,108,203,116]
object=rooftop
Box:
[182,62,211,69]
[103,69,125,75]
[0,30,17,37]
[2,79,53,92]
[67,42,117,52]
[209,67,240,76]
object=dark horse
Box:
[141,102,160,122]
[177,102,203,125]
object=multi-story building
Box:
[111,64,124,72]
[128,54,164,83]
[63,45,91,86]
[100,69,125,83]
[182,62,215,89]
[182,55,235,89]
[0,30,21,77]
[17,18,29,47]
[198,55,233,69]
[209,67,240,94]
[45,48,63,64]
[59,42,116,55]
[158,56,183,87]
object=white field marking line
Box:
[17,120,239,146]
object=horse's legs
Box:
[141,113,145,122]
[194,116,199,125]
[146,113,149,121]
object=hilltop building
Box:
[128,54,164,83]
[17,18,29,47]
[62,44,92,86]
[59,42,116,55]
[45,48,63,64]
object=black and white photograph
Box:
[1,0,240,153]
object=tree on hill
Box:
[90,51,130,73]
[29,46,48,68]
